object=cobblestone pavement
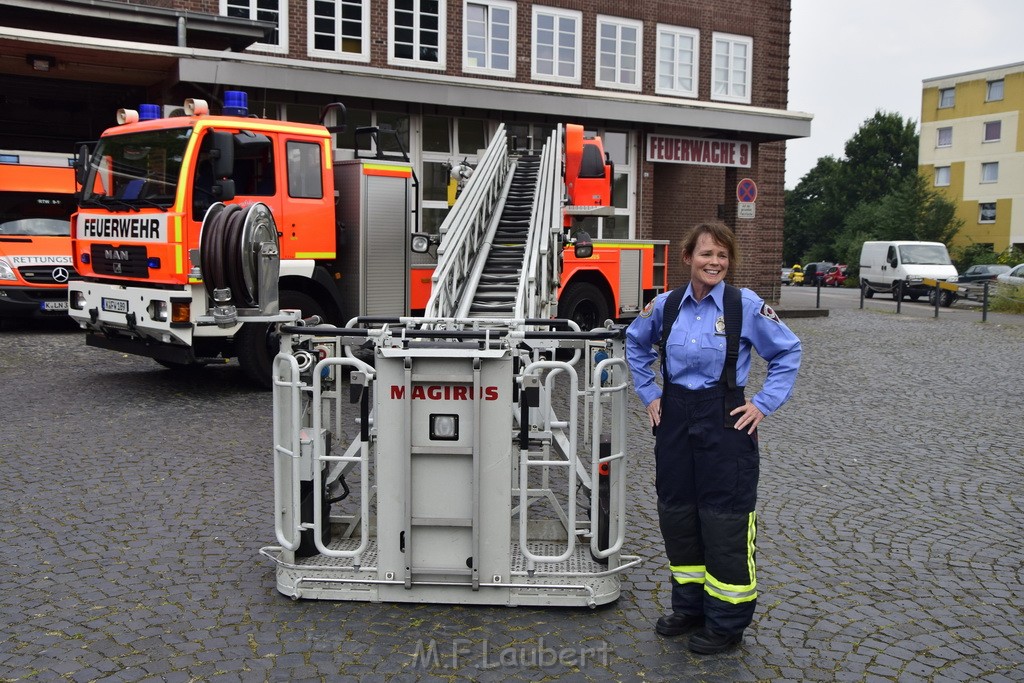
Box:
[1,309,1023,682]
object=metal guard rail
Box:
[425,124,512,318]
[518,360,579,568]
[515,126,562,321]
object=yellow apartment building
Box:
[920,62,1024,252]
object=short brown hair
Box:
[680,222,739,267]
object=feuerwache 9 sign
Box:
[646,134,751,168]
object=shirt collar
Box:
[682,280,726,311]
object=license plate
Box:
[102,297,129,314]
[41,300,69,312]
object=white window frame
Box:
[987,79,1004,102]
[655,24,699,98]
[463,0,516,77]
[983,120,1001,143]
[936,126,952,148]
[308,0,370,62]
[981,162,999,184]
[711,32,752,104]
[388,0,446,70]
[221,0,288,53]
[938,87,955,108]
[595,15,643,92]
[934,166,950,187]
[978,202,996,223]
[531,6,581,85]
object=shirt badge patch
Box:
[715,316,726,333]
[760,303,781,323]
[639,301,654,318]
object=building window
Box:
[595,15,642,92]
[936,127,952,148]
[389,0,444,69]
[979,202,996,223]
[656,24,699,98]
[223,0,287,52]
[934,166,950,187]
[309,0,369,61]
[981,162,999,183]
[711,33,752,104]
[532,6,581,84]
[938,87,955,108]
[987,79,1004,102]
[983,120,1001,142]
[420,116,492,234]
[464,0,515,76]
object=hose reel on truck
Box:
[198,201,281,326]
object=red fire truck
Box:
[68,93,665,385]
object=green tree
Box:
[785,111,961,268]
[783,155,843,264]
[839,111,920,208]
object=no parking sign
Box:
[737,178,757,203]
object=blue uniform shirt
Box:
[626,281,801,415]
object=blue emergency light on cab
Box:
[223,91,249,116]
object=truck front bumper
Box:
[68,280,202,347]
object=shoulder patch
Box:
[760,303,781,323]
[639,300,655,318]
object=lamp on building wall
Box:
[27,54,57,72]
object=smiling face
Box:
[685,232,730,299]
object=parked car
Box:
[957,264,1010,283]
[802,262,834,287]
[823,264,847,287]
[955,264,1010,300]
[996,263,1024,286]
[781,267,793,285]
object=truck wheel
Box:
[559,282,610,331]
[941,291,956,307]
[237,291,326,389]
[862,282,874,299]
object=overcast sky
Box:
[786,0,1024,189]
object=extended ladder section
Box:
[425,125,564,321]
[262,318,639,607]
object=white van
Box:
[859,241,959,304]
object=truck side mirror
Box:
[213,178,236,201]
[889,258,898,268]
[573,230,593,259]
[74,143,91,187]
[210,131,235,179]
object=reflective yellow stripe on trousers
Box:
[669,565,705,585]
[704,511,758,604]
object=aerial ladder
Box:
[258,123,637,606]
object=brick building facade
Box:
[0,0,809,299]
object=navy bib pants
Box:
[655,382,760,635]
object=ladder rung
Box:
[411,516,473,527]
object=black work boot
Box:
[655,612,704,636]
[687,627,743,654]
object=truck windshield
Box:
[898,244,951,265]
[80,127,192,211]
[0,192,76,236]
